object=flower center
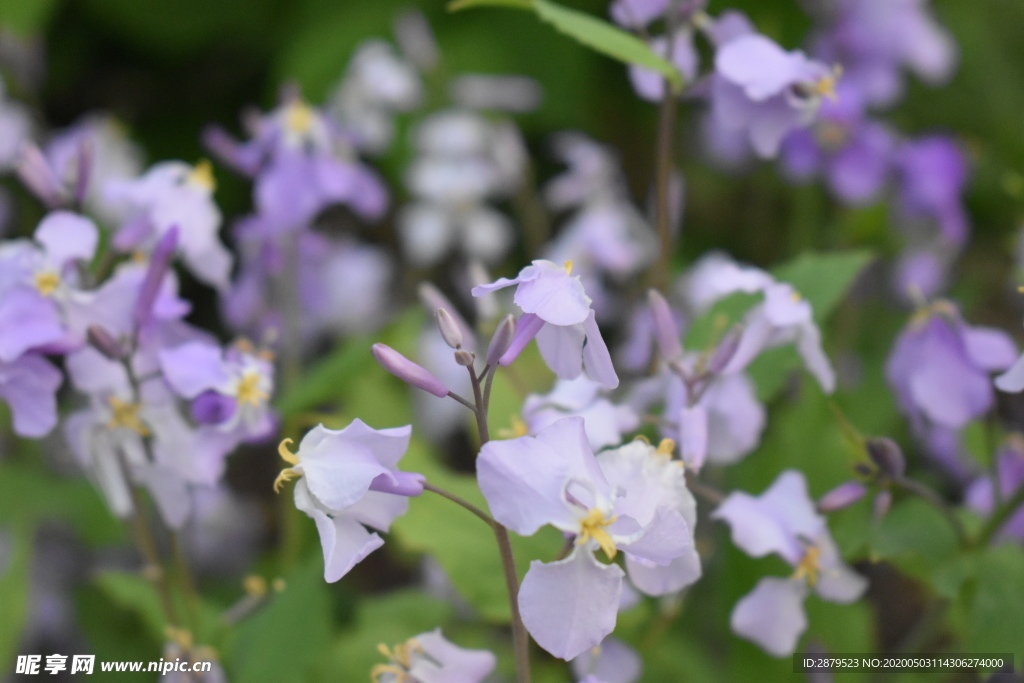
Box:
[34,271,61,297]
[371,640,423,682]
[792,545,822,586]
[187,159,215,192]
[236,369,268,408]
[563,260,573,275]
[286,101,314,135]
[107,396,150,436]
[577,508,618,559]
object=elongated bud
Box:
[818,481,867,512]
[87,325,126,360]
[73,137,94,206]
[866,437,905,479]
[372,343,449,397]
[873,490,892,520]
[17,142,62,208]
[418,282,476,352]
[133,227,179,330]
[648,290,682,361]
[435,308,463,349]
[454,349,474,366]
[486,314,516,366]
[707,325,743,375]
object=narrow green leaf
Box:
[772,249,874,324]
[0,526,30,673]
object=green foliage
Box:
[960,544,1024,663]
[228,558,333,683]
[448,0,683,90]
[0,0,60,37]
[0,526,30,673]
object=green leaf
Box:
[228,558,333,683]
[0,0,60,37]
[771,249,874,325]
[449,0,682,89]
[872,498,959,576]
[0,526,30,673]
[961,544,1024,666]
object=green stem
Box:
[975,481,1024,547]
[651,88,678,292]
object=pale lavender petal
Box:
[731,577,809,657]
[408,629,496,683]
[519,549,624,660]
[536,321,585,379]
[345,490,410,532]
[626,548,702,596]
[158,342,230,399]
[295,480,384,583]
[0,288,64,362]
[335,418,413,470]
[995,353,1024,393]
[620,507,692,566]
[513,261,592,326]
[135,464,192,529]
[35,211,99,266]
[679,404,708,470]
[299,440,389,512]
[582,311,620,389]
[0,354,63,437]
[499,312,544,366]
[571,637,642,683]
[716,35,807,101]
[962,326,1017,372]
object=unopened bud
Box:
[17,142,62,208]
[435,307,463,349]
[866,437,905,479]
[648,290,682,361]
[418,283,476,352]
[454,349,474,366]
[133,226,179,330]
[191,391,237,424]
[87,325,126,360]
[818,480,867,512]
[73,137,94,206]
[707,325,743,375]
[873,490,893,520]
[486,314,516,366]
[372,343,449,398]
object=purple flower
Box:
[372,628,495,682]
[105,160,232,290]
[711,34,838,157]
[887,301,1016,474]
[274,420,423,582]
[628,30,699,102]
[893,135,969,247]
[522,376,639,451]
[713,470,868,656]
[966,437,1024,541]
[571,636,642,683]
[477,418,699,659]
[472,260,619,388]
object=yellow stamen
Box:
[790,290,803,302]
[813,75,838,101]
[33,271,61,297]
[107,396,150,436]
[243,575,267,597]
[498,415,529,439]
[236,370,268,407]
[633,434,651,445]
[273,468,299,493]
[792,545,822,587]
[371,639,422,682]
[187,159,215,192]
[286,101,314,135]
[370,664,411,683]
[656,438,676,459]
[278,438,299,465]
[164,627,193,651]
[577,508,618,559]
[563,260,573,275]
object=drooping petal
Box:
[619,507,693,566]
[295,480,384,583]
[731,576,809,657]
[536,322,585,379]
[0,288,64,362]
[298,437,390,512]
[582,310,619,389]
[518,548,624,661]
[158,341,231,399]
[512,260,592,326]
[625,548,702,596]
[0,354,63,437]
[35,211,99,267]
[407,629,497,683]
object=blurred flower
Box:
[966,436,1024,542]
[372,628,495,682]
[522,376,639,451]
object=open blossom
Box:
[522,376,639,451]
[0,353,63,437]
[371,628,495,683]
[105,160,232,290]
[477,418,699,659]
[713,470,868,656]
[711,34,838,158]
[472,260,618,388]
[274,420,423,582]
[887,300,1015,475]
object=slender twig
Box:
[447,390,477,412]
[685,471,726,506]
[170,531,202,637]
[423,482,496,528]
[975,480,1024,547]
[467,364,491,444]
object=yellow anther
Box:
[234,338,255,354]
[790,290,803,302]
[278,438,299,465]
[371,638,423,682]
[656,438,676,459]
[813,75,838,101]
[187,159,215,192]
[271,578,286,592]
[286,101,314,135]
[273,468,299,493]
[792,545,822,587]
[633,434,651,445]
[243,575,267,597]
[107,396,150,436]
[164,627,193,651]
[563,260,573,275]
[33,271,61,296]
[236,370,268,407]
[1018,286,1024,294]
[498,415,529,439]
[577,508,618,560]
[816,121,848,150]
[370,664,411,683]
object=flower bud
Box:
[648,289,682,361]
[873,490,893,520]
[372,343,449,398]
[485,314,516,366]
[707,325,743,375]
[133,226,179,330]
[454,349,474,366]
[86,325,126,361]
[435,307,463,349]
[866,437,906,479]
[418,282,475,352]
[17,142,62,208]
[73,137,94,206]
[818,480,867,512]
[191,391,237,424]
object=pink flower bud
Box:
[86,325,126,360]
[372,343,449,398]
[648,290,682,361]
[818,481,867,512]
[435,307,463,349]
[486,314,517,366]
